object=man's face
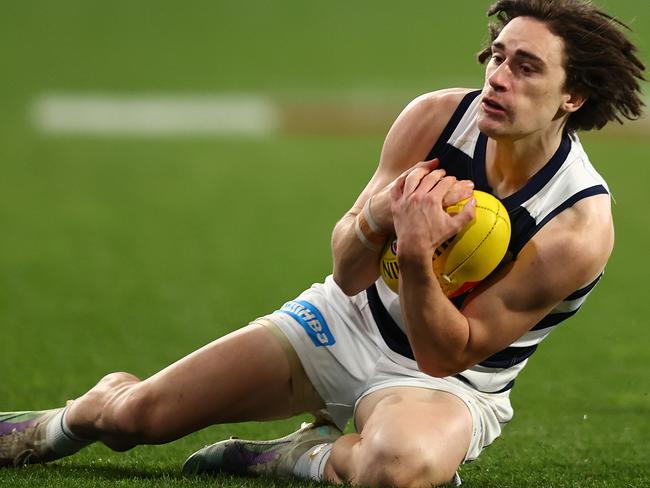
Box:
[477,16,572,140]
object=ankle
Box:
[293,442,334,481]
[45,407,94,456]
[64,400,98,440]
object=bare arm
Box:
[393,171,614,376]
[331,89,474,295]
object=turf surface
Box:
[1,1,649,487]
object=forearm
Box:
[398,249,471,377]
[331,212,388,296]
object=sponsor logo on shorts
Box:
[278,300,335,347]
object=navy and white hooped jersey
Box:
[365,90,610,394]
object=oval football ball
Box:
[380,190,511,297]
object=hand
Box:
[390,166,476,257]
[367,159,446,233]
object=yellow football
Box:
[380,190,511,297]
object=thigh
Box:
[356,386,472,479]
[265,289,385,429]
[135,322,323,437]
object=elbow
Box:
[415,355,469,378]
[419,365,460,378]
[339,284,363,297]
[332,254,377,296]
[332,270,365,296]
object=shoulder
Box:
[379,88,477,173]
[400,88,475,121]
[387,88,476,148]
[521,193,613,302]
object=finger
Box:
[427,174,456,199]
[442,180,475,208]
[419,158,440,171]
[403,168,446,196]
[451,197,477,230]
[416,171,453,194]
[410,158,440,172]
[390,173,408,201]
[396,158,440,181]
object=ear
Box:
[561,92,587,114]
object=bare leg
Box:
[324,387,472,487]
[65,323,322,451]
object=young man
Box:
[1,0,645,486]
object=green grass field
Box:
[1,1,649,487]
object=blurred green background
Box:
[0,1,648,487]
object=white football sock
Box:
[292,442,333,480]
[45,407,94,456]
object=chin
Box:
[477,118,504,138]
[478,116,522,141]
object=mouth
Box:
[481,96,508,116]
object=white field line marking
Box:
[30,92,650,137]
[31,94,279,137]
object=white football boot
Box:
[182,420,342,478]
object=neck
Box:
[486,125,566,199]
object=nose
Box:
[488,62,510,93]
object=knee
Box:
[357,435,457,488]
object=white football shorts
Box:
[257,275,513,462]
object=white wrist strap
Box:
[363,196,385,235]
[355,216,383,251]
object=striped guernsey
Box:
[367,90,609,396]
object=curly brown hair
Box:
[477,0,646,132]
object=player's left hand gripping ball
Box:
[380,190,511,297]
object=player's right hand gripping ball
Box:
[380,190,511,297]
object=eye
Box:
[491,53,505,64]
[520,64,537,76]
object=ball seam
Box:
[445,204,502,278]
